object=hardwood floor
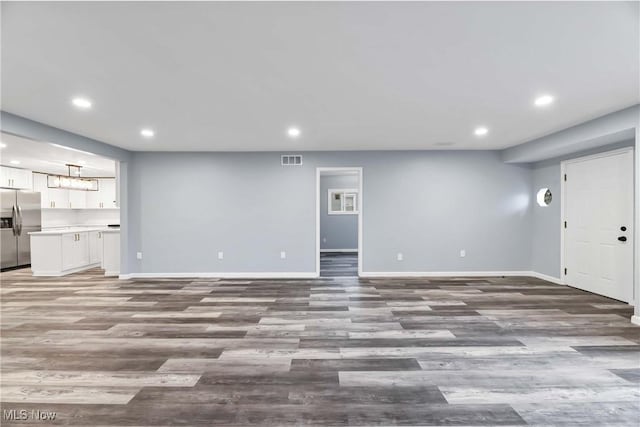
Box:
[1,267,639,426]
[320,252,358,277]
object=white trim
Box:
[560,161,566,282]
[104,270,120,277]
[562,146,634,166]
[631,315,640,326]
[361,271,565,284]
[320,249,358,253]
[317,167,363,277]
[529,271,565,285]
[360,271,533,278]
[119,272,319,279]
[117,270,570,285]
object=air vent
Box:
[281,154,303,166]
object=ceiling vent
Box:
[281,154,303,166]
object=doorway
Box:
[316,167,362,277]
[562,148,634,303]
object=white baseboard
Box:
[631,315,640,326]
[117,270,565,284]
[360,271,532,278]
[360,270,566,285]
[320,249,358,253]
[529,271,565,285]
[119,272,319,280]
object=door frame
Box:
[560,146,635,301]
[316,167,363,277]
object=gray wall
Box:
[126,150,533,274]
[530,163,562,278]
[320,174,359,251]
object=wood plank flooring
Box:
[1,268,639,426]
[320,252,358,277]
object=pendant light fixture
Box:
[47,164,99,191]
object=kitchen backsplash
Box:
[42,209,120,229]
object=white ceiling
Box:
[1,2,638,152]
[0,133,116,177]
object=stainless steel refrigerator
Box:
[1,190,41,270]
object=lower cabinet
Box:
[61,232,89,271]
[89,231,103,265]
[31,230,102,276]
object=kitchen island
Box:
[29,227,120,277]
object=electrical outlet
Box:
[460,249,466,258]
[280,251,286,259]
[397,252,403,261]
[136,252,143,260]
[217,251,224,260]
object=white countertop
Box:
[29,226,120,235]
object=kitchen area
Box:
[0,132,120,276]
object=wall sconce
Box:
[537,188,552,207]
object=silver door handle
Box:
[11,205,17,236]
[16,205,22,236]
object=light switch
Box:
[397,252,403,261]
[460,249,466,258]
[280,251,286,259]
[217,251,224,260]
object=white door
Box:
[564,149,634,303]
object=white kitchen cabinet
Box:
[33,172,117,210]
[48,188,69,209]
[68,190,87,209]
[32,229,97,276]
[102,229,120,276]
[100,179,117,208]
[34,172,68,209]
[32,173,51,208]
[61,233,78,271]
[61,232,89,271]
[1,166,32,189]
[89,230,103,264]
[86,178,117,208]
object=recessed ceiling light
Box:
[287,127,301,138]
[474,127,489,136]
[140,129,155,138]
[71,97,92,109]
[534,94,554,107]
[10,160,20,165]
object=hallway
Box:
[320,252,358,277]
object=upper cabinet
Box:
[86,179,117,209]
[1,166,33,189]
[32,173,117,209]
